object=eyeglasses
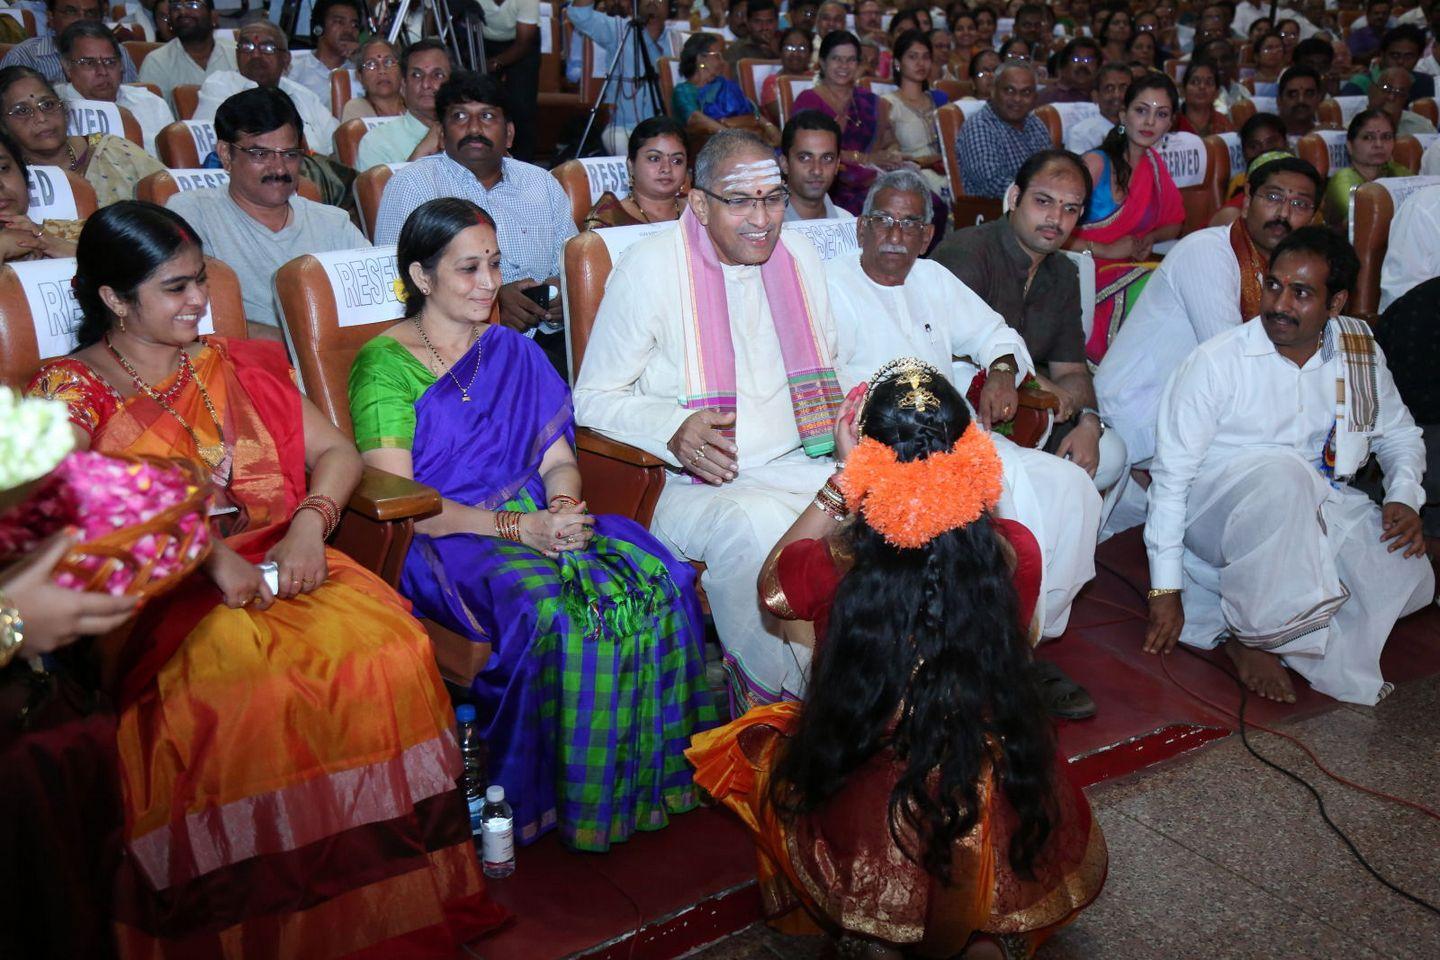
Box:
[782,44,810,53]
[698,187,789,212]
[1376,82,1409,97]
[171,0,207,9]
[237,40,282,54]
[1257,189,1316,213]
[4,98,63,120]
[1069,55,1097,65]
[232,144,305,162]
[67,56,120,70]
[863,212,928,234]
[361,56,399,71]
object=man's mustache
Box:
[459,134,494,150]
[1263,310,1299,326]
[1264,218,1291,234]
[261,173,294,184]
[877,243,909,254]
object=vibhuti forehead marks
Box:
[719,158,783,192]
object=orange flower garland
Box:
[839,425,1004,549]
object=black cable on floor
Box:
[1091,555,1440,917]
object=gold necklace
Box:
[413,317,482,401]
[105,336,232,478]
[64,138,79,170]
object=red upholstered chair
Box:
[329,69,354,119]
[737,58,782,104]
[1034,104,1064,147]
[1229,97,1257,129]
[172,83,200,120]
[1393,135,1424,172]
[155,119,217,167]
[354,163,404,241]
[1412,97,1438,127]
[936,102,1005,228]
[121,40,160,69]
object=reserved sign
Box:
[319,245,406,328]
[20,257,212,359]
[578,155,630,204]
[64,98,124,138]
[26,166,79,222]
[782,216,859,263]
[168,168,231,191]
[1156,131,1206,188]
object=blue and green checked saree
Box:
[349,327,716,852]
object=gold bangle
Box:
[0,593,25,669]
[1146,588,1181,600]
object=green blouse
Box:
[347,335,437,453]
[1321,162,1412,228]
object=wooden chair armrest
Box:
[1018,385,1060,412]
[346,466,442,522]
[575,427,667,468]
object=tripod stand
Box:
[380,0,487,74]
[577,1,665,155]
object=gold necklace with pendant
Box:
[105,335,232,483]
[413,317,482,401]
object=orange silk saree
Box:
[28,337,507,959]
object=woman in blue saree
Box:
[348,198,715,852]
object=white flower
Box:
[0,388,75,491]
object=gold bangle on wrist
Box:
[1146,588,1181,600]
[0,593,25,669]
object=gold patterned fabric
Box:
[687,703,1107,958]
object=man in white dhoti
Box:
[827,169,1103,718]
[573,130,844,707]
[1144,228,1432,706]
[1095,155,1324,467]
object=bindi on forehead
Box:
[719,158,783,193]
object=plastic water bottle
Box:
[481,785,516,879]
[455,704,486,839]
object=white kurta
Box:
[827,253,1101,638]
[1379,184,1440,313]
[573,226,838,704]
[1147,318,1431,705]
[192,72,340,157]
[1094,225,1245,465]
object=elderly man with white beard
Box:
[827,168,1102,719]
[574,130,843,710]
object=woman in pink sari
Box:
[1069,73,1185,364]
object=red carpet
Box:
[474,529,1440,958]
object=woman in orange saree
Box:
[687,361,1107,960]
[25,202,508,958]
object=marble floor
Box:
[681,674,1440,960]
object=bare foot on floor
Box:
[1224,637,1297,704]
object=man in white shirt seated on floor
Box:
[826,168,1103,719]
[286,0,361,105]
[574,130,843,708]
[138,0,236,109]
[1144,227,1431,706]
[778,110,854,222]
[57,21,173,154]
[355,38,451,171]
[167,87,367,338]
[1379,182,1440,311]
[192,21,339,158]
[1095,155,1323,470]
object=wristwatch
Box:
[0,593,25,669]
[1146,588,1181,600]
[989,360,1016,376]
[1078,406,1105,432]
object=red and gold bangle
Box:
[813,475,849,522]
[295,494,341,538]
[549,494,580,510]
[495,510,524,543]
